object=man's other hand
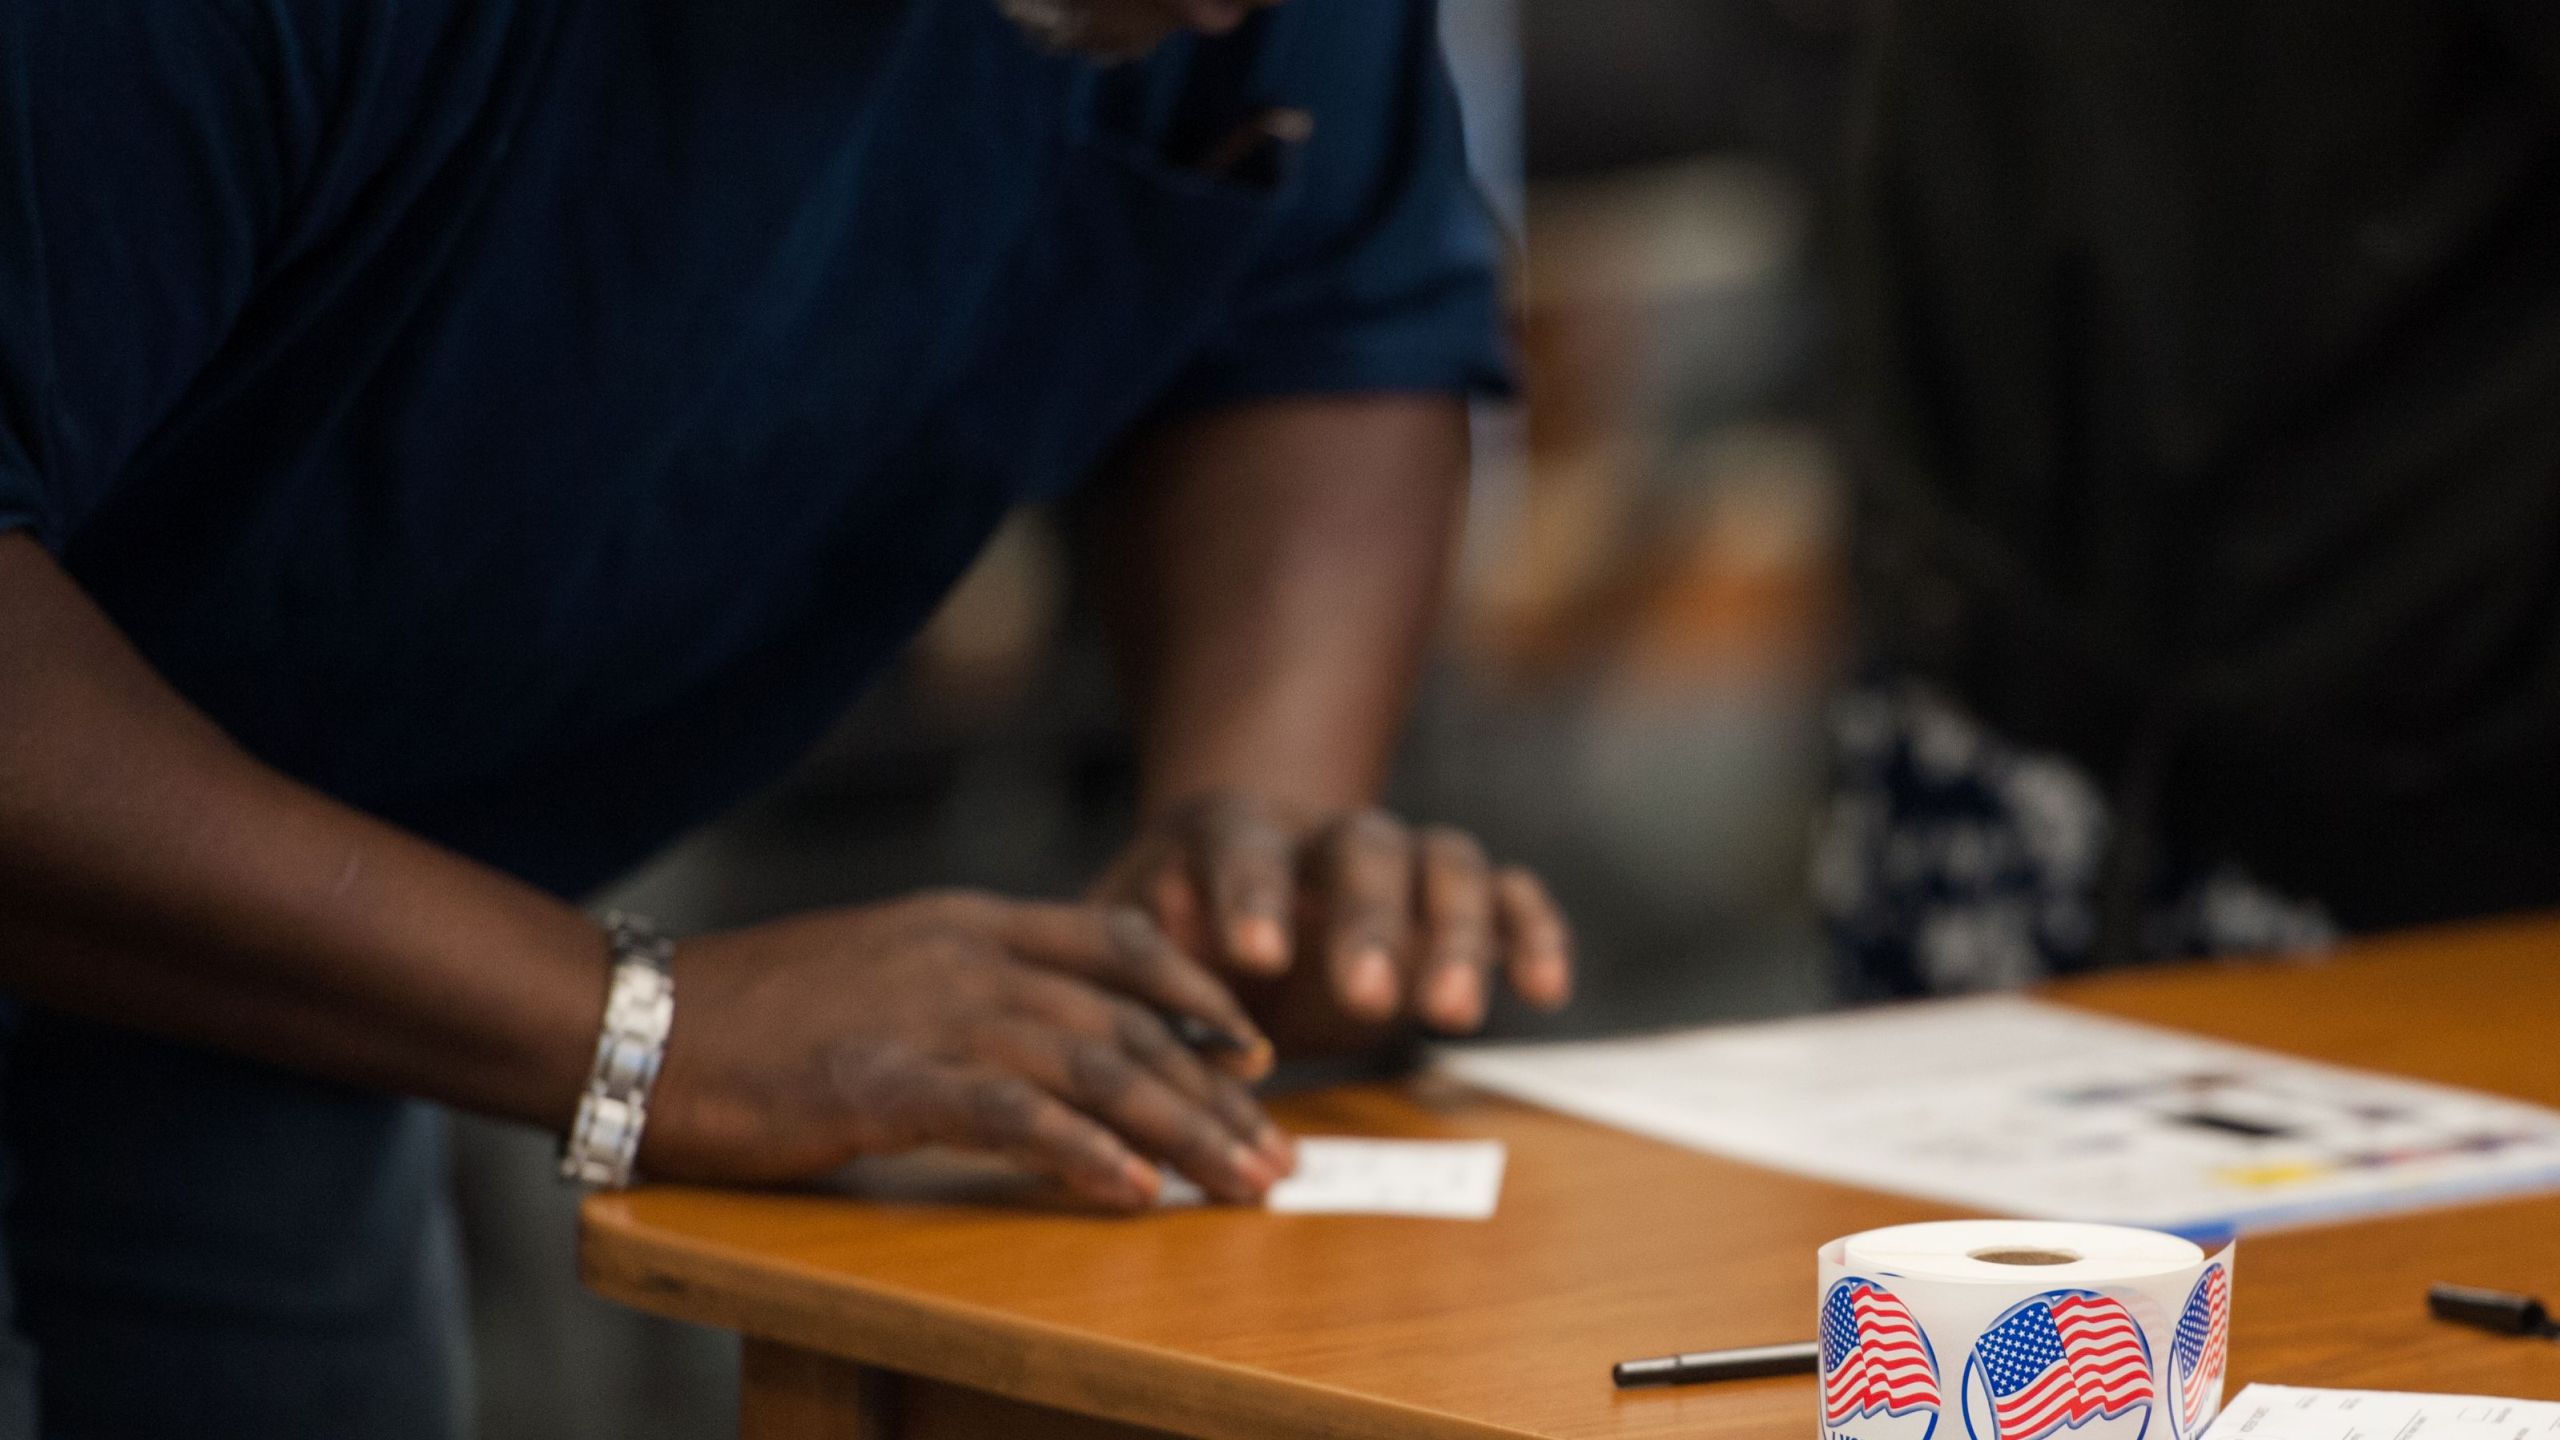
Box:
[1095,792,1574,1038]
[643,894,1290,1210]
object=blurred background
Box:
[453,3,1867,1432]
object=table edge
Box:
[581,1200,1549,1440]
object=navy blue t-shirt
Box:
[0,0,1507,897]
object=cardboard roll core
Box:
[1967,1247,2083,1266]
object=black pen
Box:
[1170,1014,1252,1055]
[1613,1341,1822,1388]
[1166,1015,1281,1079]
[2428,1283,2560,1338]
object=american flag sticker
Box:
[1823,1277,1944,1438]
[2169,1264,2230,1437]
[1962,1290,2156,1440]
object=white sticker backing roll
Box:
[1818,1222,2234,1440]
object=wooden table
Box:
[583,916,2560,1438]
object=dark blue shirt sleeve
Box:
[1166,0,1514,411]
[0,2,317,549]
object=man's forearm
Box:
[0,532,1297,1205]
[1079,395,1576,1039]
[1084,394,1471,820]
[0,532,602,1128]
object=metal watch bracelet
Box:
[559,911,676,1189]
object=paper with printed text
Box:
[1438,996,2560,1233]
[2206,1385,2560,1440]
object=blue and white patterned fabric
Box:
[1815,677,2338,1000]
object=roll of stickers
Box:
[1818,1222,2233,1440]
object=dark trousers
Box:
[0,1004,466,1439]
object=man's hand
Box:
[644,892,1292,1210]
[1095,792,1573,1036]
[1080,400,1567,1041]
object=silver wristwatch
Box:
[559,911,676,1189]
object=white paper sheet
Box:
[1438,996,2560,1234]
[2206,1385,2560,1440]
[1158,1138,1507,1219]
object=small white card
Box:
[2206,1385,2560,1440]
[1159,1138,1508,1220]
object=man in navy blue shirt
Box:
[0,0,1571,1433]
